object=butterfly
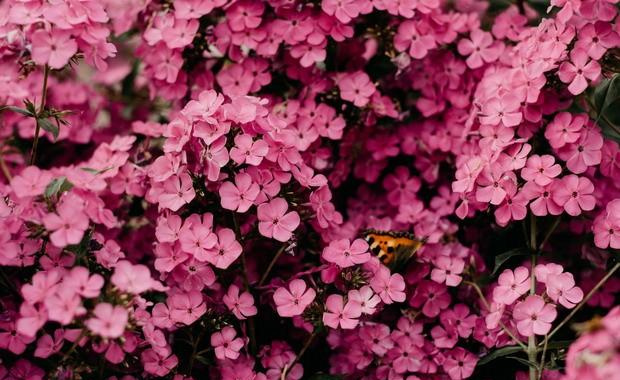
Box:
[363,229,425,270]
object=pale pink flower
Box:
[322,294,362,329]
[211,327,244,360]
[219,173,260,213]
[257,198,300,242]
[492,267,530,305]
[223,285,257,320]
[86,303,128,339]
[30,29,78,69]
[273,279,316,317]
[513,295,557,337]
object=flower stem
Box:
[541,261,620,345]
[528,215,538,380]
[280,329,318,380]
[258,244,287,287]
[30,64,50,165]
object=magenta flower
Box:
[513,295,557,337]
[257,198,300,242]
[204,228,242,269]
[223,284,257,320]
[394,20,436,59]
[443,347,478,380]
[521,155,562,186]
[322,294,362,329]
[219,173,260,213]
[479,94,522,127]
[552,175,596,216]
[321,0,362,23]
[348,286,380,315]
[593,199,620,249]
[492,267,530,305]
[86,303,128,339]
[558,48,601,95]
[229,134,268,166]
[457,29,501,69]
[157,172,196,212]
[557,128,603,174]
[111,260,156,295]
[272,279,316,317]
[42,201,89,248]
[546,272,584,309]
[211,327,244,360]
[322,238,370,268]
[431,256,465,287]
[168,291,206,325]
[338,71,376,107]
[544,112,585,149]
[30,29,78,69]
[370,267,406,304]
[410,280,451,317]
[10,166,53,198]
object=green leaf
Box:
[477,345,524,366]
[0,105,34,117]
[544,340,573,350]
[44,177,73,199]
[38,118,59,141]
[492,248,529,276]
[506,356,541,370]
[23,99,37,116]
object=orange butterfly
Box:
[363,229,425,270]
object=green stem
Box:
[30,65,50,165]
[542,262,620,345]
[280,329,318,380]
[61,328,87,363]
[537,334,549,380]
[258,244,287,287]
[538,216,561,251]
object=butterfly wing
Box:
[364,230,425,271]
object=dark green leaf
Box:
[44,177,73,199]
[477,345,524,366]
[23,99,37,116]
[506,356,540,370]
[38,118,59,141]
[0,105,34,117]
[492,248,529,276]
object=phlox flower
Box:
[338,71,376,107]
[394,20,436,59]
[223,284,257,320]
[558,48,601,95]
[493,267,530,305]
[157,172,196,212]
[42,200,89,248]
[219,173,260,213]
[431,255,465,286]
[64,267,104,298]
[86,303,128,339]
[347,285,380,315]
[592,199,620,249]
[272,279,316,317]
[546,272,584,309]
[168,291,206,325]
[544,112,585,149]
[410,280,451,317]
[322,294,362,329]
[321,0,362,23]
[211,327,244,360]
[257,197,300,242]
[370,267,406,304]
[10,166,53,198]
[229,134,268,166]
[512,295,557,337]
[457,29,502,69]
[322,238,370,268]
[443,347,478,380]
[204,228,242,269]
[551,175,596,216]
[30,29,78,69]
[521,155,562,186]
[479,94,522,127]
[111,260,157,295]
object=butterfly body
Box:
[363,229,425,270]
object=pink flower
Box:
[321,0,362,23]
[322,238,370,268]
[410,280,452,317]
[513,295,557,337]
[338,71,376,107]
[10,166,53,198]
[479,94,522,127]
[229,134,268,166]
[521,181,563,216]
[257,198,300,242]
[42,200,89,248]
[157,172,196,212]
[30,29,78,69]
[521,155,562,186]
[111,260,156,295]
[204,228,242,269]
[546,272,584,309]
[593,199,620,249]
[544,112,585,149]
[457,29,501,69]
[493,267,530,305]
[552,175,596,216]
[322,294,362,329]
[168,291,206,325]
[370,267,406,304]
[443,348,477,380]
[394,21,436,59]
[211,327,244,360]
[273,279,316,317]
[64,267,104,298]
[347,286,380,315]
[557,128,603,174]
[431,256,465,287]
[227,0,264,31]
[223,285,257,320]
[86,303,128,339]
[219,173,260,213]
[179,213,217,260]
[558,49,601,95]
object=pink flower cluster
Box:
[0,0,619,378]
